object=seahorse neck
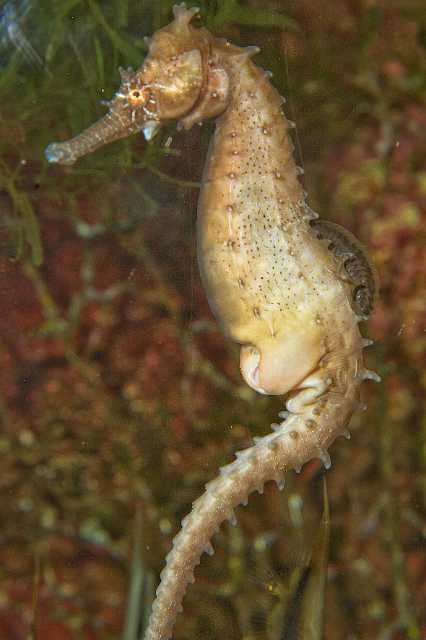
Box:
[203,55,304,206]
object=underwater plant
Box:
[0,0,43,69]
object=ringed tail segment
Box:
[143,322,376,640]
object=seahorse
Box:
[45,5,379,639]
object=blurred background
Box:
[0,0,424,638]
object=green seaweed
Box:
[122,507,154,640]
[0,165,43,265]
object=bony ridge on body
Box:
[45,4,379,640]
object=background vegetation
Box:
[0,0,424,638]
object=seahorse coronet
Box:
[44,6,379,640]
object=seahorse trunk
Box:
[145,319,365,640]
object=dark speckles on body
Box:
[226,238,238,251]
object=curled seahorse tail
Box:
[143,330,372,640]
[144,420,344,640]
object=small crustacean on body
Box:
[309,219,378,318]
[45,4,379,640]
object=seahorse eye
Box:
[127,87,148,107]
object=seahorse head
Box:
[113,3,233,138]
[45,4,231,165]
[113,8,206,140]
